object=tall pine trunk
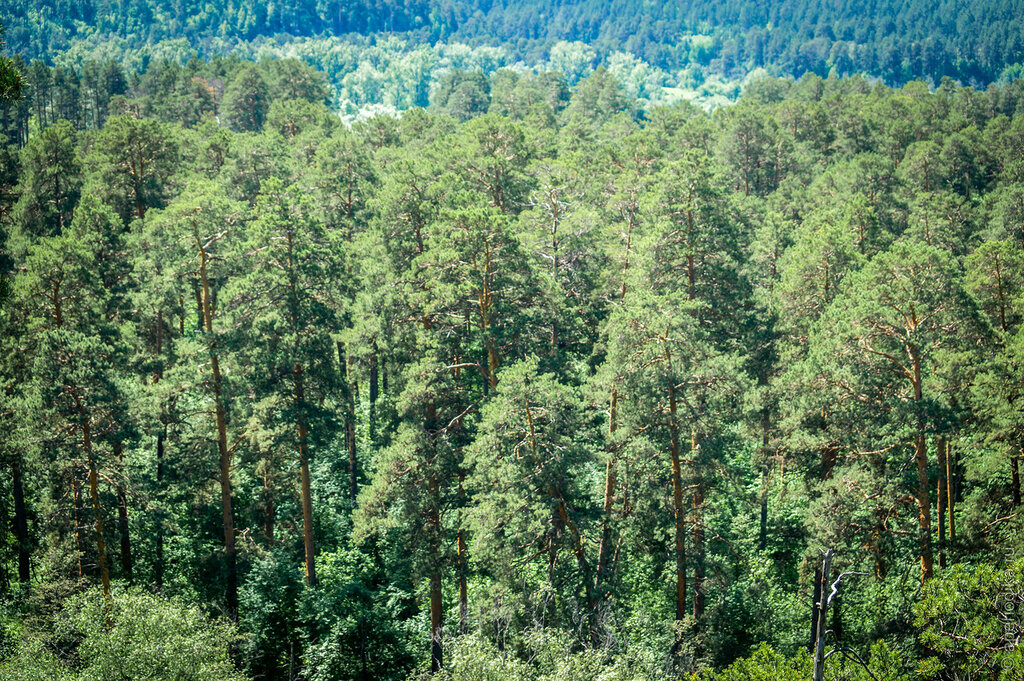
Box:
[911,346,933,582]
[294,364,318,587]
[198,236,237,619]
[154,310,165,589]
[1011,453,1021,507]
[428,469,443,672]
[12,458,30,584]
[666,349,686,626]
[593,388,618,644]
[937,437,947,569]
[947,442,956,541]
[691,429,705,623]
[72,474,85,579]
[80,407,111,597]
[114,440,132,582]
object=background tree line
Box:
[5,0,1024,90]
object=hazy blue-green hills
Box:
[4,0,1024,85]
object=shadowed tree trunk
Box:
[79,404,110,598]
[937,437,947,569]
[1012,452,1021,507]
[910,345,933,582]
[294,363,317,587]
[947,442,956,541]
[12,458,30,584]
[114,440,132,582]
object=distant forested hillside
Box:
[3,0,1024,85]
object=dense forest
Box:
[2,6,1024,681]
[6,0,1024,87]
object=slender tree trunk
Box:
[667,363,686,625]
[914,431,933,582]
[211,352,237,617]
[154,311,165,589]
[474,234,499,393]
[811,551,833,681]
[155,423,165,589]
[947,441,956,541]
[758,408,770,552]
[692,436,705,622]
[810,564,821,652]
[81,411,111,598]
[262,453,275,543]
[337,342,358,505]
[428,469,443,672]
[423,382,443,672]
[1011,453,1021,507]
[347,404,357,505]
[456,471,468,636]
[294,363,318,587]
[369,347,378,446]
[72,475,85,579]
[12,459,30,584]
[831,564,842,643]
[594,207,636,627]
[198,237,237,619]
[911,347,933,582]
[937,437,947,569]
[114,440,132,582]
[593,388,618,644]
[457,525,468,636]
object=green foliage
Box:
[3,39,1024,681]
[915,559,1024,679]
[0,588,243,681]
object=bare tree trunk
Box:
[295,364,318,587]
[12,459,30,584]
[810,564,821,652]
[458,527,468,636]
[72,475,85,579]
[154,311,165,590]
[914,432,933,581]
[666,361,686,626]
[457,473,468,637]
[81,412,111,598]
[937,437,947,569]
[811,551,833,681]
[593,388,618,645]
[336,341,359,506]
[692,453,705,621]
[947,441,956,541]
[369,347,378,446]
[262,452,275,543]
[831,564,842,643]
[911,348,933,582]
[1011,453,1021,507]
[758,407,770,552]
[155,423,165,589]
[198,237,237,619]
[428,467,443,672]
[114,441,132,582]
